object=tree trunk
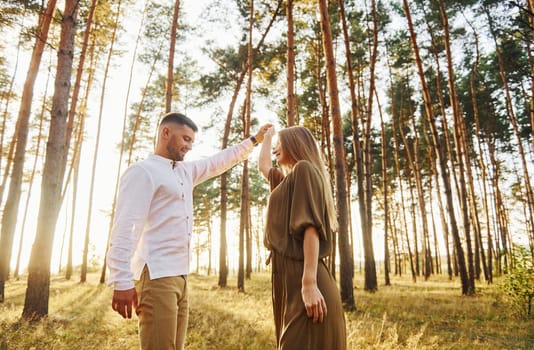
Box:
[318,0,355,309]
[0,28,24,205]
[286,0,296,126]
[528,0,534,152]
[101,1,148,284]
[217,1,282,287]
[438,0,475,295]
[238,162,248,292]
[337,0,364,284]
[166,0,180,112]
[127,43,162,165]
[466,22,492,283]
[398,113,420,278]
[22,0,77,320]
[402,0,470,295]
[391,100,416,282]
[71,43,97,280]
[0,0,56,304]
[14,69,50,280]
[81,0,122,283]
[361,0,379,292]
[376,90,390,286]
[421,15,456,280]
[485,5,534,250]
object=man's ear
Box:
[161,125,170,139]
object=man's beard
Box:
[167,137,184,161]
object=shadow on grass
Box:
[185,273,275,350]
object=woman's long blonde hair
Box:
[278,126,338,231]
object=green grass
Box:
[1,272,533,349]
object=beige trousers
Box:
[135,266,189,350]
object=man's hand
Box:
[111,288,138,319]
[253,123,274,144]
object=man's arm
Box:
[107,165,152,317]
[189,124,273,185]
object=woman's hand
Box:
[253,124,274,144]
[302,280,327,323]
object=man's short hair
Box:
[159,112,198,132]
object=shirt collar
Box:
[149,154,178,168]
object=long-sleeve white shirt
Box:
[107,138,255,290]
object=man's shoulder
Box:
[124,156,162,176]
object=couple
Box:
[107,112,347,350]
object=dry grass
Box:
[0,272,533,349]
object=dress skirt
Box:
[271,251,347,350]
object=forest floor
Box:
[0,271,533,349]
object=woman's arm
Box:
[301,225,327,323]
[258,126,275,179]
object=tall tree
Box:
[62,0,97,280]
[238,0,254,292]
[484,2,534,250]
[361,0,379,291]
[22,0,78,320]
[337,0,365,285]
[81,0,123,283]
[204,0,282,287]
[437,0,475,294]
[317,0,355,309]
[528,0,534,151]
[13,65,51,280]
[286,0,296,125]
[166,0,180,112]
[0,0,56,303]
[376,89,391,286]
[402,0,470,295]
[100,0,149,284]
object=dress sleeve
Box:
[288,161,328,241]
[268,167,284,191]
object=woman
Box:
[258,125,347,350]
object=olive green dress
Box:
[265,160,347,350]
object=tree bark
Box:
[438,0,475,295]
[337,0,360,282]
[14,68,50,280]
[166,0,180,112]
[81,0,123,283]
[402,0,470,295]
[218,0,282,287]
[101,0,148,284]
[22,0,77,320]
[376,89,390,286]
[318,0,355,309]
[0,0,56,304]
[286,0,296,126]
[485,4,534,250]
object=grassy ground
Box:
[0,272,533,349]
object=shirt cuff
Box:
[112,280,135,291]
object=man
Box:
[107,112,271,350]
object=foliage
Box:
[0,0,41,28]
[499,244,534,318]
